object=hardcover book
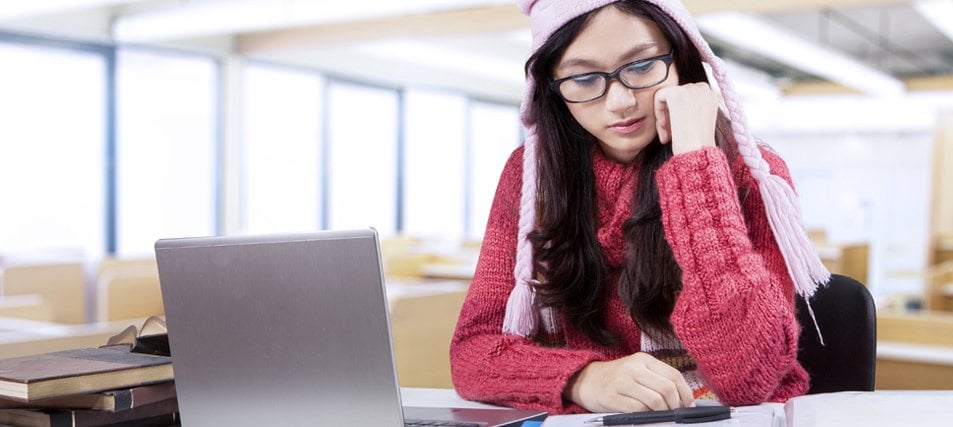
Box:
[0,397,178,427]
[0,382,176,412]
[0,347,173,402]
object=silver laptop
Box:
[154,228,546,427]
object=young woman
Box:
[449,0,831,415]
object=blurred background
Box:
[1,0,952,389]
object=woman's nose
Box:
[603,79,638,113]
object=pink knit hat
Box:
[504,0,831,337]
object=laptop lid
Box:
[156,229,404,426]
[155,229,546,427]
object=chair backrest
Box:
[1,262,86,324]
[796,274,877,394]
[96,265,164,322]
[389,289,467,388]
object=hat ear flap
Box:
[503,126,541,337]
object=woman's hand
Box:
[564,352,695,413]
[653,82,721,155]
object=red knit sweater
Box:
[449,145,810,414]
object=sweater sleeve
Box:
[449,147,606,414]
[656,146,809,405]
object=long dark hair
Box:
[526,0,717,345]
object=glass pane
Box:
[467,101,520,240]
[116,49,217,256]
[402,89,467,241]
[325,82,399,235]
[242,64,324,234]
[0,41,106,259]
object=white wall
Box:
[746,92,953,303]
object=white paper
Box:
[785,391,953,427]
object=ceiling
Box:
[1,0,952,103]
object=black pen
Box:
[585,405,732,425]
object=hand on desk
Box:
[564,352,695,413]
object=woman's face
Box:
[553,6,677,163]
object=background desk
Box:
[0,316,135,358]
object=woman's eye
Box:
[569,74,602,87]
[625,61,655,75]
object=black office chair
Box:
[795,274,877,394]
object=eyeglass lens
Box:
[558,59,669,103]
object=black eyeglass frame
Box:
[550,50,676,103]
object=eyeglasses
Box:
[551,51,675,103]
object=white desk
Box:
[385,279,470,307]
[399,388,783,426]
[401,387,505,409]
[401,388,953,427]
[878,341,953,365]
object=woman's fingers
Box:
[627,353,692,410]
[645,357,696,407]
[654,95,671,144]
[623,380,676,411]
[653,83,719,154]
[567,353,696,413]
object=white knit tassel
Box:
[503,278,537,337]
[503,132,540,337]
[757,175,831,298]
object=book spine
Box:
[47,398,178,427]
[48,412,180,427]
[112,390,132,412]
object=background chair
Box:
[389,290,468,388]
[1,262,86,324]
[796,274,877,394]
[96,263,164,322]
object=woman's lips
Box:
[609,117,645,135]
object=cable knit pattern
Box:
[592,150,635,268]
[450,145,809,414]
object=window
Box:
[325,81,399,235]
[115,48,217,256]
[401,89,467,240]
[466,101,520,239]
[0,40,106,259]
[242,64,324,234]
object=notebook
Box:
[154,228,546,427]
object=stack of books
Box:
[0,317,177,427]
